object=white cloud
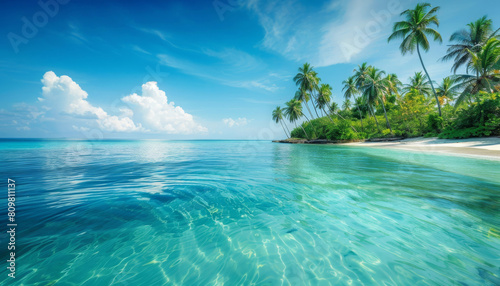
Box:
[223,117,248,128]
[246,0,406,66]
[38,71,206,134]
[17,126,30,131]
[40,71,140,132]
[122,82,207,134]
[72,125,90,132]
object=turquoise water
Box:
[0,140,499,285]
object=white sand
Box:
[340,137,500,160]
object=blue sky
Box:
[1,0,499,139]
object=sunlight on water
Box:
[0,140,499,285]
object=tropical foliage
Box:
[272,3,500,141]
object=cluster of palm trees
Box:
[343,63,401,133]
[388,3,499,108]
[272,63,339,139]
[273,2,500,140]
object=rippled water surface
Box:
[0,140,499,285]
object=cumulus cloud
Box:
[223,117,248,128]
[122,82,207,134]
[38,71,206,134]
[39,71,140,132]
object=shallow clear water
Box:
[0,140,499,285]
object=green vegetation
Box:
[272,2,500,141]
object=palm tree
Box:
[385,73,409,131]
[385,73,402,97]
[403,72,432,96]
[353,62,370,89]
[342,75,364,131]
[330,102,339,114]
[360,67,392,133]
[331,105,359,133]
[272,106,290,138]
[353,97,368,118]
[441,16,499,73]
[343,99,351,111]
[436,77,460,105]
[454,38,500,107]
[294,63,320,118]
[316,84,336,124]
[294,88,317,137]
[284,99,309,139]
[388,2,443,116]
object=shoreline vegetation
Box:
[272,3,500,146]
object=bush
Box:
[287,93,499,141]
[326,121,360,140]
[426,114,444,133]
[381,129,392,137]
[439,93,500,139]
[290,127,306,138]
[394,130,404,137]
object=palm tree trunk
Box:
[321,107,336,125]
[354,95,364,132]
[326,105,358,133]
[283,122,292,137]
[304,102,317,138]
[403,111,411,133]
[397,98,411,133]
[279,120,290,138]
[312,102,320,118]
[417,43,442,116]
[369,105,380,131]
[310,92,321,118]
[380,99,392,133]
[335,112,358,133]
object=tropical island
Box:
[2,1,500,285]
[272,3,500,147]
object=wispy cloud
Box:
[158,50,282,92]
[241,98,283,105]
[68,23,89,44]
[223,117,248,128]
[246,0,409,67]
[131,45,152,55]
[134,26,199,53]
[136,27,169,41]
[201,48,261,73]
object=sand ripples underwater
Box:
[0,140,499,285]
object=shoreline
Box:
[274,137,500,161]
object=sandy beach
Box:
[340,137,500,161]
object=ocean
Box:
[0,139,499,285]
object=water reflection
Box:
[0,140,498,285]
